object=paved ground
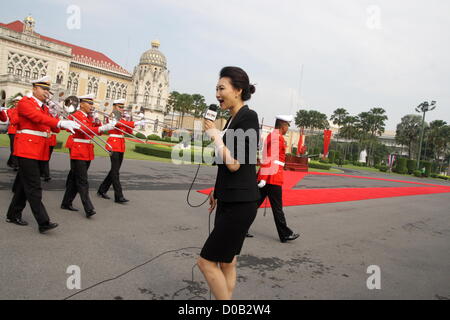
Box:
[0,147,449,300]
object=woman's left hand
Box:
[204,120,219,139]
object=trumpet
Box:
[131,112,172,130]
[95,110,148,144]
[46,95,113,155]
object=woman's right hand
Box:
[208,191,217,214]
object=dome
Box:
[139,40,167,68]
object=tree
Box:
[331,108,349,151]
[358,108,388,164]
[395,114,424,159]
[167,91,180,129]
[295,109,311,133]
[340,115,361,160]
[427,120,450,172]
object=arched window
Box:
[123,90,127,99]
[56,72,64,84]
[72,80,78,95]
[16,67,23,76]
[87,82,93,94]
[143,92,149,106]
[67,79,72,91]
[32,69,38,79]
[93,83,98,98]
[117,89,122,100]
[106,86,111,99]
[8,64,14,74]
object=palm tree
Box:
[358,108,388,165]
[331,108,349,151]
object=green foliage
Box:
[135,132,146,139]
[407,159,416,174]
[328,150,336,163]
[419,161,432,177]
[413,170,422,177]
[379,165,388,172]
[147,134,161,141]
[394,158,408,174]
[309,161,332,170]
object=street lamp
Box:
[415,100,437,170]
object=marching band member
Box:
[6,96,22,170]
[247,115,300,243]
[61,94,115,218]
[97,99,148,203]
[5,76,80,234]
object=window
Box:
[87,82,93,94]
[106,87,111,99]
[144,92,149,106]
[72,80,78,95]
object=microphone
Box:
[204,104,218,122]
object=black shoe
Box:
[39,222,58,234]
[13,167,18,172]
[43,177,52,182]
[86,210,96,218]
[61,204,79,212]
[6,218,29,226]
[246,233,254,238]
[115,198,129,204]
[281,233,300,243]
[97,192,110,200]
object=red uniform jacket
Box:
[106,120,135,153]
[257,130,286,186]
[7,107,18,134]
[48,113,60,147]
[0,110,7,122]
[66,111,102,161]
[13,97,60,161]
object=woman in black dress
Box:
[198,66,260,300]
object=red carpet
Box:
[198,171,450,207]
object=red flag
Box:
[323,130,332,158]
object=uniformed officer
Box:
[61,94,115,218]
[5,76,80,234]
[97,99,148,203]
[247,115,300,243]
[5,96,22,170]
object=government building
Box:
[0,16,170,137]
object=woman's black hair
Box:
[220,66,256,101]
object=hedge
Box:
[419,161,432,177]
[413,170,422,178]
[407,159,416,174]
[134,144,213,163]
[147,134,161,141]
[394,158,408,174]
[309,161,331,170]
[379,165,388,172]
[135,132,146,139]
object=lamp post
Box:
[416,101,436,170]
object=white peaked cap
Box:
[31,75,51,85]
[276,115,294,123]
[113,98,126,105]
[79,94,95,100]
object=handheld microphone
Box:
[204,104,218,122]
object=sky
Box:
[2,0,449,131]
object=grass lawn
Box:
[0,131,173,163]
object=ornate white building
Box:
[0,16,170,137]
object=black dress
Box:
[200,106,260,263]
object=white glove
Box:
[58,120,81,134]
[99,123,116,133]
[135,120,150,126]
[258,180,267,189]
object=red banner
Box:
[323,130,332,158]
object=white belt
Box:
[18,129,49,138]
[110,134,124,138]
[274,160,285,167]
[73,138,93,144]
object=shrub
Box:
[407,159,416,174]
[413,170,422,178]
[135,144,172,159]
[419,161,432,177]
[395,158,408,174]
[309,161,332,170]
[430,173,438,178]
[328,150,336,163]
[437,175,449,181]
[147,134,161,141]
[135,132,146,139]
[379,165,388,172]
